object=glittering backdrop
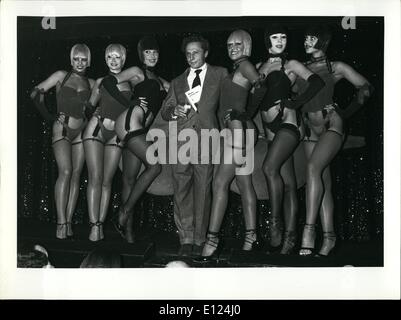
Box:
[18,17,383,242]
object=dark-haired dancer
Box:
[299,26,373,256]
[108,36,169,243]
[160,34,228,257]
[30,44,95,239]
[120,37,170,243]
[258,25,324,254]
[198,30,263,261]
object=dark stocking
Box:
[120,135,161,242]
[263,127,299,247]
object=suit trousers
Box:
[172,161,213,246]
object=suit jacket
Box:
[159,64,228,135]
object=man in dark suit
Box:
[160,35,228,257]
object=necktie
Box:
[192,69,202,88]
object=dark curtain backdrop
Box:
[17,16,383,242]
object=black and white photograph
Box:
[0,0,399,300]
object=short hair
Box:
[227,29,252,57]
[105,43,127,66]
[181,34,210,53]
[264,24,288,50]
[70,43,91,66]
[137,36,159,63]
[304,25,332,52]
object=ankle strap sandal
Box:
[243,229,263,251]
[316,231,337,257]
[89,221,103,228]
[269,217,283,248]
[193,231,221,263]
[280,230,297,255]
[205,231,220,249]
[299,224,316,256]
[56,222,68,240]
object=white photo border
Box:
[0,0,399,299]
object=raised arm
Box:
[238,60,261,85]
[222,61,266,122]
[31,70,67,95]
[333,61,373,118]
[287,59,314,81]
[333,61,369,87]
[114,66,144,85]
[100,67,144,108]
[30,70,67,123]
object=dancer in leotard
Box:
[120,36,169,243]
[197,30,264,261]
[30,44,95,239]
[82,44,134,241]
[257,25,324,254]
[101,36,167,243]
[299,25,373,256]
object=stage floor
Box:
[17,218,383,268]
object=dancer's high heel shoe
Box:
[98,221,104,240]
[66,222,74,238]
[193,231,220,263]
[280,230,297,255]
[316,231,337,257]
[89,221,103,242]
[242,229,263,251]
[125,230,135,244]
[125,215,136,244]
[56,222,68,239]
[299,224,316,256]
[112,206,129,239]
[268,217,283,250]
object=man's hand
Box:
[173,104,190,118]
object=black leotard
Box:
[259,64,291,111]
[98,86,132,121]
[133,67,166,117]
[56,71,90,119]
[123,68,167,142]
[258,60,293,134]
